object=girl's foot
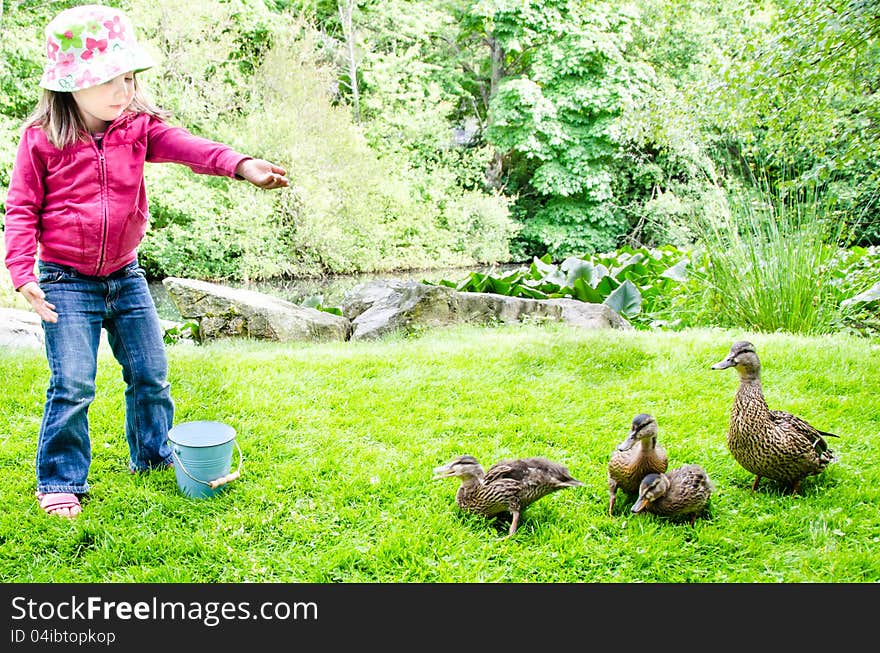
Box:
[36,492,82,518]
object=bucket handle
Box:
[171,440,243,489]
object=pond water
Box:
[149,263,526,321]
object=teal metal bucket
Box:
[167,421,242,499]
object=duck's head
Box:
[631,472,671,512]
[711,341,761,378]
[432,455,485,481]
[616,413,659,452]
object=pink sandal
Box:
[36,492,82,518]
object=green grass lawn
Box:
[1,325,878,582]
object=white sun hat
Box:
[39,4,156,92]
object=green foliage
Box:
[301,294,343,316]
[0,238,30,309]
[130,0,276,129]
[0,0,79,120]
[225,32,513,275]
[138,164,286,281]
[701,0,880,244]
[0,115,20,192]
[608,1,727,250]
[162,320,200,345]
[482,1,665,258]
[434,244,694,323]
[692,179,848,335]
[834,246,880,336]
[515,197,625,258]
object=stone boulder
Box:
[159,277,631,344]
[346,281,460,340]
[343,280,632,340]
[0,307,43,349]
[457,292,632,330]
[0,308,122,350]
[340,279,414,321]
[162,277,351,342]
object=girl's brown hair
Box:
[24,75,171,149]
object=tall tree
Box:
[463,1,652,258]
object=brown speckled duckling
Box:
[631,464,714,525]
[432,455,584,536]
[607,413,669,515]
[711,340,838,494]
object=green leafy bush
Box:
[834,246,880,337]
[434,245,694,326]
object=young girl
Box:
[3,5,289,518]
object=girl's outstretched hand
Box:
[235,158,290,190]
[19,281,58,323]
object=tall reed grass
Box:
[693,180,845,335]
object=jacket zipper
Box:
[94,136,109,276]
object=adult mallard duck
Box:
[631,464,714,525]
[607,413,669,515]
[711,340,839,494]
[432,455,584,536]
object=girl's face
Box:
[71,72,135,132]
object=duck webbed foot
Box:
[507,511,521,537]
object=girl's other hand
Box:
[235,158,290,190]
[19,281,58,323]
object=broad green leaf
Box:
[842,281,880,306]
[612,252,645,276]
[615,261,648,283]
[487,278,513,295]
[595,274,620,296]
[570,278,604,302]
[660,259,690,282]
[561,257,596,288]
[604,279,642,317]
[513,284,551,299]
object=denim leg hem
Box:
[129,454,174,473]
[37,485,88,495]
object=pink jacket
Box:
[3,112,250,289]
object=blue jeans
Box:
[36,260,174,494]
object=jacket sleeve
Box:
[3,129,45,290]
[145,116,251,178]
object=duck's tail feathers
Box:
[818,444,838,466]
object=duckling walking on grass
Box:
[607,413,669,515]
[711,340,839,494]
[432,455,584,536]
[631,464,714,525]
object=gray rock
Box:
[341,279,413,320]
[0,307,44,349]
[346,281,631,340]
[543,298,633,330]
[0,308,124,351]
[163,277,351,342]
[157,277,631,344]
[350,282,458,340]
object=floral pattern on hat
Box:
[39,4,156,92]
